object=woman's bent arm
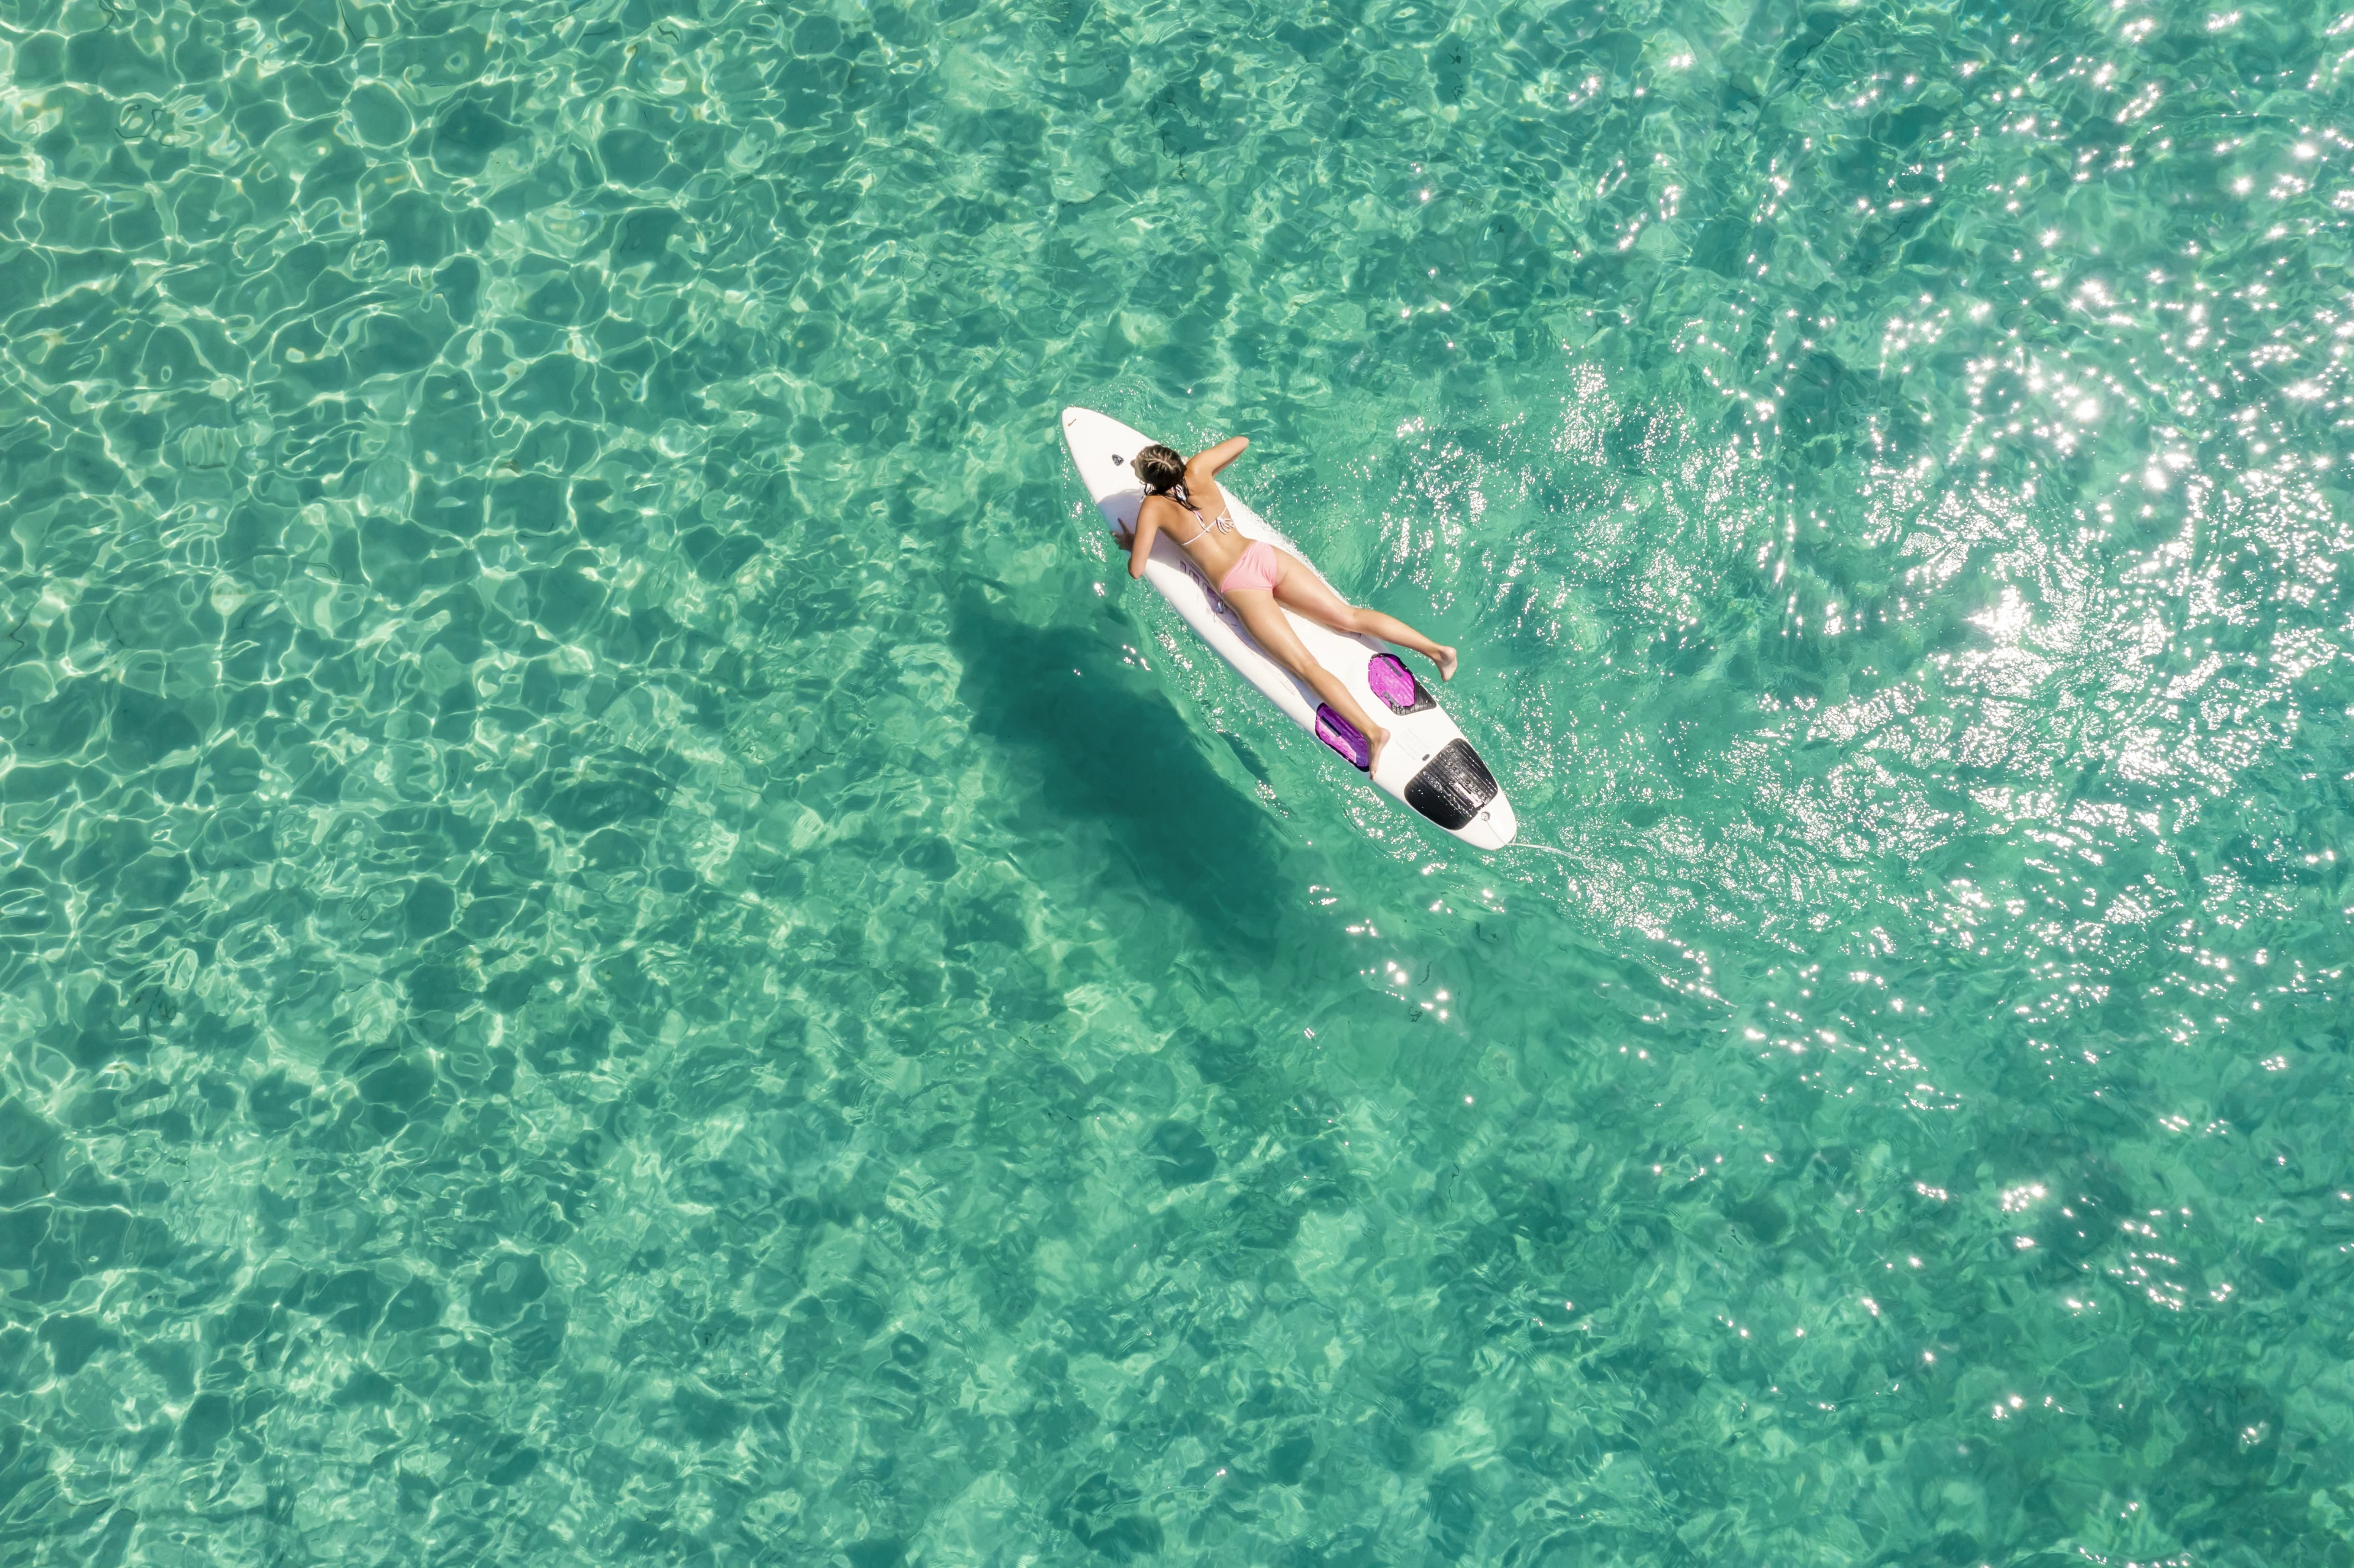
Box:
[1126,502,1161,578]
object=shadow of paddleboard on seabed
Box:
[948,590,1312,961]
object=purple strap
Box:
[1367,653,1416,710]
[1315,705,1370,771]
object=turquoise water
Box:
[2,0,2352,1561]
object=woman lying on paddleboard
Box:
[1116,437,1456,775]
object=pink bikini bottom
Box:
[1217,541,1284,595]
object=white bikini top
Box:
[1162,483,1235,545]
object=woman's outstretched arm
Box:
[1189,436,1249,476]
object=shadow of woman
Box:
[948,591,1306,962]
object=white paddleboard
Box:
[1061,407,1517,850]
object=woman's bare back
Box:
[1138,458,1245,581]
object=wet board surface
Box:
[1061,407,1518,850]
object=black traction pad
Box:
[1404,739,1499,830]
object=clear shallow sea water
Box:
[2,0,2352,1562]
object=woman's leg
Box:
[1222,588,1392,772]
[1270,551,1459,679]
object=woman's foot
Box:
[1367,724,1392,774]
[1434,645,1458,681]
